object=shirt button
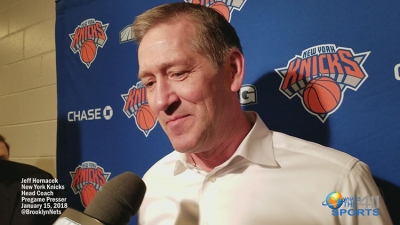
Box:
[209,176,216,182]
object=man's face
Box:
[138,19,236,153]
[0,142,9,160]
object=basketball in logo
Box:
[303,77,341,114]
[80,40,97,64]
[209,2,230,21]
[81,183,97,207]
[136,104,157,130]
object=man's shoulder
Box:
[271,131,359,170]
[0,160,53,182]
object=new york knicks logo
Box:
[70,161,111,208]
[275,44,370,122]
[119,0,247,43]
[121,81,158,137]
[70,19,109,68]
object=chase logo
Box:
[67,106,113,122]
[121,81,158,137]
[70,161,111,208]
[70,19,109,68]
[275,44,370,122]
[184,0,247,22]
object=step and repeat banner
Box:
[56,0,400,224]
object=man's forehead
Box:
[137,22,199,79]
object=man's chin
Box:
[169,133,208,154]
[173,146,194,154]
[171,141,198,154]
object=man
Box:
[0,134,10,160]
[0,135,59,224]
[133,2,392,225]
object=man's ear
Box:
[227,49,245,92]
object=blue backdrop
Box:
[56,0,400,224]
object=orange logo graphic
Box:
[185,0,247,22]
[121,81,158,137]
[70,19,109,68]
[70,161,111,208]
[275,44,370,122]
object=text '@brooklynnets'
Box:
[20,178,67,216]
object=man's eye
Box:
[172,72,188,79]
[145,81,155,88]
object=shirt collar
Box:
[174,152,196,175]
[234,111,278,166]
[174,111,278,175]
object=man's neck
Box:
[190,112,253,172]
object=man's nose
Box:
[152,79,179,113]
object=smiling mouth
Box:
[167,115,189,126]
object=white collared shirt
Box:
[139,112,392,225]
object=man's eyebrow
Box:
[137,59,193,80]
[138,72,148,80]
[137,62,172,80]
